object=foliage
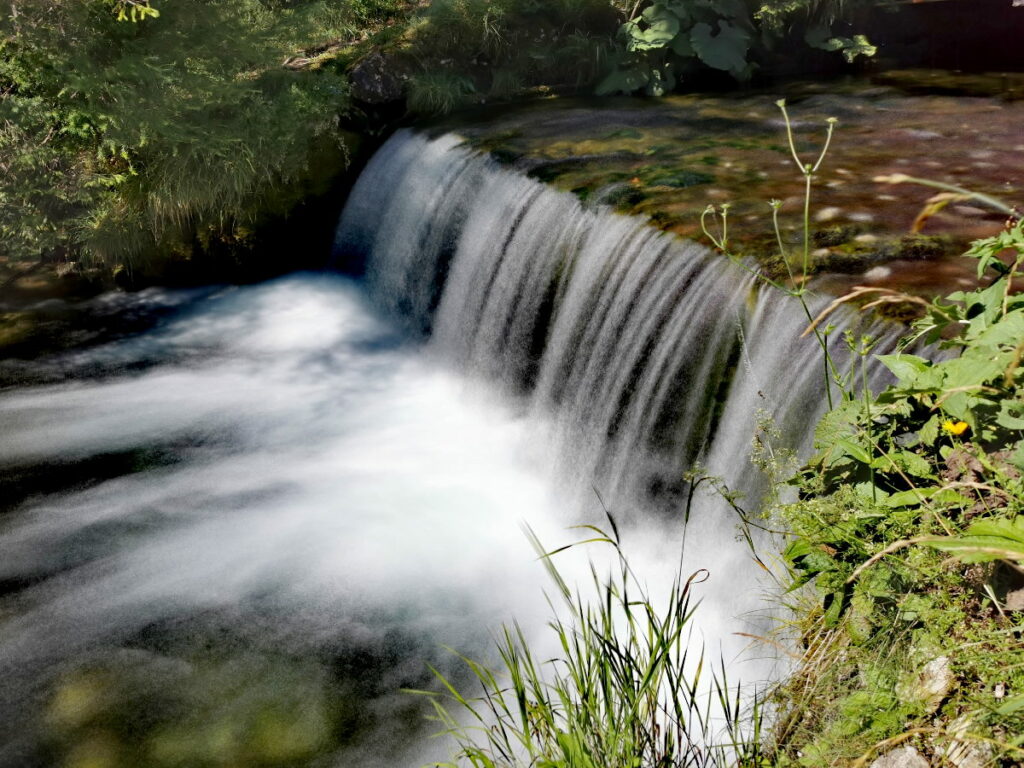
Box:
[403,0,618,113]
[417,525,767,768]
[0,0,359,273]
[597,0,878,97]
[770,219,1024,764]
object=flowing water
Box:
[0,129,897,767]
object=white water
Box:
[0,129,898,766]
[338,129,898,548]
[0,277,616,766]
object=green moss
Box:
[889,234,959,261]
[813,225,861,248]
[647,170,715,189]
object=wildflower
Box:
[942,420,969,436]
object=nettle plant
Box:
[598,0,876,96]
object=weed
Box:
[415,523,768,768]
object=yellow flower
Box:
[942,420,969,436]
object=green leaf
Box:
[996,398,1024,431]
[670,32,695,57]
[997,693,1024,716]
[1010,442,1024,471]
[784,538,814,562]
[836,438,871,465]
[883,489,926,508]
[828,34,877,63]
[626,5,681,52]
[823,591,846,628]
[924,516,1024,563]
[690,20,750,76]
[919,414,941,447]
[892,450,935,479]
[595,66,650,95]
[854,481,889,502]
[804,24,843,51]
[877,354,931,384]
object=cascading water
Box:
[0,127,898,767]
[338,129,898,518]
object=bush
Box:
[0,0,353,272]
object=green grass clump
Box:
[416,524,768,768]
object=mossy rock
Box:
[647,170,715,189]
[813,225,861,248]
[888,234,959,261]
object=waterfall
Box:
[336,129,898,522]
[0,127,906,768]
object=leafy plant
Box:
[405,0,617,112]
[597,0,877,96]
[768,205,1024,763]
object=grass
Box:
[414,522,768,768]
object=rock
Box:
[900,656,954,714]
[951,205,992,219]
[864,266,893,281]
[901,128,943,140]
[349,51,410,104]
[869,745,929,768]
[1007,588,1024,611]
[938,716,995,768]
[815,206,842,222]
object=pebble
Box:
[855,234,879,244]
[815,206,842,222]
[952,205,990,219]
[902,129,943,140]
[869,746,929,768]
[849,212,875,223]
[864,266,893,281]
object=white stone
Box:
[901,656,954,714]
[869,745,929,768]
[815,206,842,222]
[938,716,995,768]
